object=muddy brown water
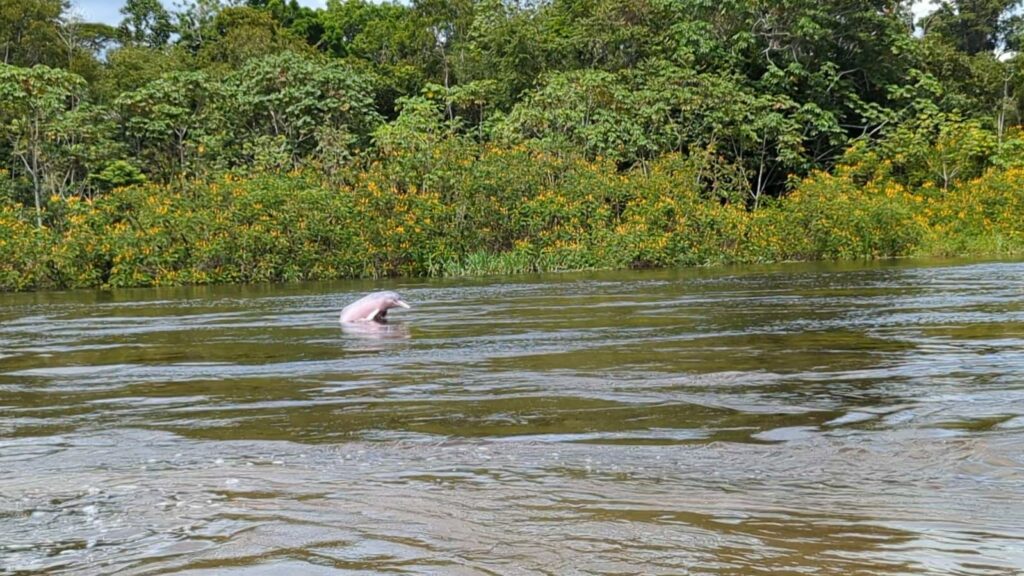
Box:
[1,260,1023,575]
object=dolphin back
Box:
[340,291,406,323]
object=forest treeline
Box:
[2,0,1024,290]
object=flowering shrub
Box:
[1,145,1022,291]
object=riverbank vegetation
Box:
[3,0,1024,290]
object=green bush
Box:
[1,142,1023,292]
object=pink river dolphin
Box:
[339,291,411,323]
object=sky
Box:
[72,0,936,26]
[69,0,328,25]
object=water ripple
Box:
[2,260,1023,574]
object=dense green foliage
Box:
[2,0,1024,290]
[3,146,1022,290]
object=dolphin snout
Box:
[395,299,411,309]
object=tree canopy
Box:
[1,0,1024,205]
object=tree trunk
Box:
[21,150,43,229]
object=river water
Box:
[1,260,1023,575]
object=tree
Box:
[923,0,1023,54]
[0,64,88,225]
[222,51,383,168]
[496,69,651,165]
[497,61,839,204]
[197,5,310,68]
[414,0,475,110]
[174,0,231,54]
[94,46,191,103]
[119,0,174,48]
[115,70,225,181]
[319,0,437,115]
[249,0,325,45]
[1,0,66,67]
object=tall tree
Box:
[115,70,224,181]
[222,51,382,166]
[0,64,95,225]
[0,0,66,67]
[95,46,190,103]
[119,0,174,48]
[248,0,324,45]
[923,0,1023,54]
[174,0,230,54]
[197,6,310,68]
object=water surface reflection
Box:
[2,260,1023,574]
